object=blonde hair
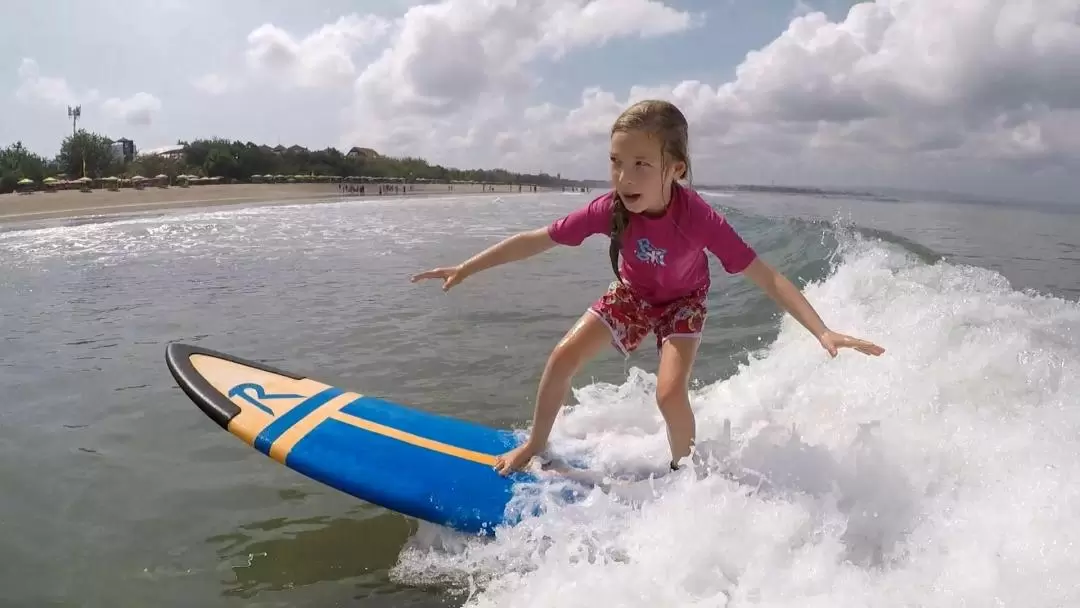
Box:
[608,99,692,280]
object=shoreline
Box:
[0,182,550,227]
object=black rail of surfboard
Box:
[165,342,306,430]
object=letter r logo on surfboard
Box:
[227,382,303,416]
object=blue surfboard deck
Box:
[165,342,574,536]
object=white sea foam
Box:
[698,190,735,198]
[0,196,503,267]
[391,229,1080,607]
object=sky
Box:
[3,0,1079,203]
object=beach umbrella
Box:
[43,177,57,183]
[156,174,168,180]
[17,178,33,185]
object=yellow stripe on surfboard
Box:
[266,391,362,463]
[330,410,498,467]
[216,377,499,467]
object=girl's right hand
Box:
[410,264,468,291]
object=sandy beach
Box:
[0,182,548,224]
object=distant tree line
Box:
[1,130,584,194]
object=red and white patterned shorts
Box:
[588,280,708,355]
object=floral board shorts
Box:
[587,280,708,356]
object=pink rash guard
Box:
[547,184,757,305]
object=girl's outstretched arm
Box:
[741,257,885,357]
[460,227,558,277]
[410,227,557,291]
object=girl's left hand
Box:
[818,330,885,358]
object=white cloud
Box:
[539,0,699,58]
[101,92,163,126]
[14,58,98,108]
[191,73,231,96]
[245,14,392,88]
[339,0,697,159]
[14,58,160,128]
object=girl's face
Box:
[609,129,684,215]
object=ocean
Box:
[1,188,1077,607]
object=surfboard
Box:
[165,342,567,536]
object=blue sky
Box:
[3,0,1078,202]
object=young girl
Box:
[411,100,885,475]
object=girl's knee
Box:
[547,341,582,376]
[547,334,596,378]
[655,380,689,412]
[546,313,611,378]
